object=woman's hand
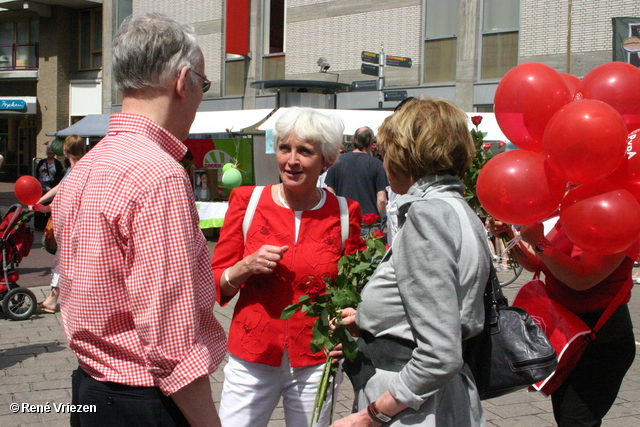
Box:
[330,410,380,427]
[220,245,289,296]
[330,308,360,336]
[486,216,511,238]
[518,223,545,246]
[243,245,289,275]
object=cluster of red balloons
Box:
[477,61,640,255]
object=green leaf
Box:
[306,304,326,317]
[280,304,300,320]
[298,295,311,304]
[352,262,371,273]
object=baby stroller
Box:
[0,204,36,320]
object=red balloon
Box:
[560,181,623,213]
[544,99,628,184]
[495,63,573,153]
[604,129,640,183]
[560,187,640,254]
[576,62,640,132]
[14,176,42,206]
[559,72,580,97]
[625,237,640,262]
[477,150,566,225]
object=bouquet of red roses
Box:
[281,215,387,425]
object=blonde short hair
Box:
[377,97,474,180]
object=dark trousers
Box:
[551,306,635,427]
[71,368,190,427]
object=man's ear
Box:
[175,65,190,100]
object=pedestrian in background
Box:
[32,134,85,314]
[326,126,388,234]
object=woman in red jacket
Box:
[212,107,361,427]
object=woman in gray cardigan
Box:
[331,98,491,427]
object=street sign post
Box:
[359,45,412,108]
[360,63,379,77]
[361,51,379,64]
[385,55,412,68]
[384,90,408,102]
[352,80,378,91]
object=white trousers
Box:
[219,353,342,427]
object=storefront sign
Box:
[0,99,26,110]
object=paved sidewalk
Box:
[1,180,640,426]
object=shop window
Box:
[79,8,102,71]
[423,0,458,83]
[0,18,39,70]
[262,0,285,80]
[225,56,247,96]
[481,0,519,79]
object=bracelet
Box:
[534,237,551,254]
[224,268,240,289]
[366,401,392,424]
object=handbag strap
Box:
[535,265,632,335]
[593,277,633,333]
[484,264,508,327]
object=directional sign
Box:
[361,63,379,77]
[386,55,412,68]
[384,90,408,102]
[352,80,378,91]
[361,51,379,64]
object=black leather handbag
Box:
[464,265,558,400]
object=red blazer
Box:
[212,185,361,367]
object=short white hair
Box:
[272,108,344,166]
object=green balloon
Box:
[222,168,242,188]
[222,163,235,173]
[50,139,64,156]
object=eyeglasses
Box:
[189,68,211,93]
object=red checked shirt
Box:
[51,113,227,395]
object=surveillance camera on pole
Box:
[317,57,330,73]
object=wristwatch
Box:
[534,237,551,254]
[367,401,392,424]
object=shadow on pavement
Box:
[0,341,67,369]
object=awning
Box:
[46,109,507,141]
[0,97,37,115]
[47,109,275,137]
[258,108,393,135]
[189,109,273,134]
[46,114,109,137]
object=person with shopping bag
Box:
[487,218,635,427]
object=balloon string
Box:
[502,232,522,258]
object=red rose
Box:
[344,236,366,255]
[306,276,327,300]
[471,115,483,127]
[385,244,391,250]
[371,228,385,240]
[362,213,379,225]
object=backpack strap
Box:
[337,195,349,251]
[242,186,349,250]
[242,186,264,244]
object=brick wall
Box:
[521,0,640,57]
[286,5,421,75]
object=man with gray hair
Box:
[52,14,225,426]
